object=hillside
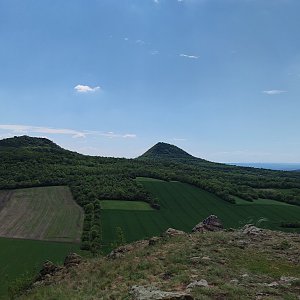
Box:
[139,142,199,160]
[19,224,300,299]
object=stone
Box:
[149,237,161,246]
[165,228,186,236]
[241,224,263,236]
[280,276,299,283]
[192,215,223,233]
[108,245,133,259]
[64,253,82,268]
[230,279,239,285]
[266,282,279,287]
[186,279,209,289]
[201,256,211,261]
[37,261,62,281]
[130,285,193,300]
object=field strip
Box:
[0,186,83,242]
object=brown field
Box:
[0,186,83,243]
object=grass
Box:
[20,230,300,299]
[0,186,84,243]
[100,200,153,211]
[100,178,300,252]
[0,237,80,299]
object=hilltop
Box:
[139,142,200,161]
[19,224,300,299]
[0,135,60,149]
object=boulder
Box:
[186,279,209,289]
[149,237,161,246]
[130,285,193,300]
[108,245,133,259]
[64,253,82,268]
[165,228,185,236]
[37,261,62,281]
[192,215,223,233]
[241,224,263,235]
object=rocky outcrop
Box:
[148,236,161,246]
[108,245,134,259]
[165,228,185,236]
[64,253,82,268]
[36,261,62,282]
[192,215,223,233]
[241,224,263,235]
[130,285,193,300]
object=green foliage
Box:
[7,271,36,299]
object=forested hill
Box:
[0,135,61,149]
[0,135,300,208]
[138,142,200,161]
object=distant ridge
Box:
[0,135,60,149]
[139,142,202,161]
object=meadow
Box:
[100,178,300,252]
[0,186,83,242]
[0,237,80,298]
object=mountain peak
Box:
[0,135,60,149]
[139,142,197,160]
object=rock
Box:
[280,276,299,284]
[201,256,211,261]
[149,237,161,246]
[241,224,263,236]
[266,282,279,287]
[241,273,249,278]
[130,285,193,300]
[186,279,209,289]
[64,253,82,268]
[108,245,133,259]
[230,279,239,285]
[192,215,223,233]
[165,228,185,236]
[37,261,62,281]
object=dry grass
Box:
[21,229,300,299]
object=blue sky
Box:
[0,0,300,162]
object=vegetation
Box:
[100,178,300,253]
[0,186,83,242]
[19,229,300,299]
[0,237,80,298]
[0,136,299,211]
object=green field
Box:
[101,178,300,251]
[100,200,153,211]
[0,186,83,242]
[0,237,80,298]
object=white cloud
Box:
[150,50,159,55]
[74,84,100,93]
[0,125,136,140]
[153,0,159,3]
[262,90,287,95]
[179,53,199,59]
[135,39,146,45]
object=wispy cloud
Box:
[74,84,100,93]
[179,53,199,59]
[0,125,136,139]
[262,90,287,95]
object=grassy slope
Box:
[21,230,300,299]
[101,178,300,252]
[0,238,80,298]
[0,186,83,242]
[100,200,153,211]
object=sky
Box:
[0,0,300,162]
